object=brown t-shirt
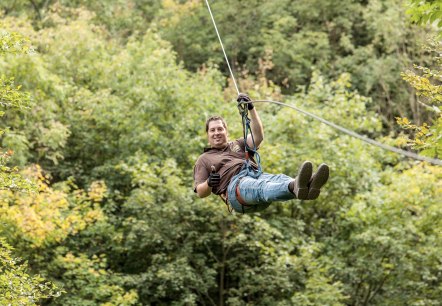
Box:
[194,139,255,195]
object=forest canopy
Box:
[0,0,441,305]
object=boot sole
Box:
[296,161,313,200]
[308,164,329,200]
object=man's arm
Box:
[247,104,264,149]
[237,93,264,149]
[195,165,220,198]
[196,181,212,198]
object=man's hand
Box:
[207,166,221,188]
[237,93,254,110]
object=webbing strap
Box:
[238,100,262,175]
[219,193,232,213]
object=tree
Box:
[1,4,441,305]
[0,27,60,305]
[155,0,430,131]
[2,0,431,132]
[0,28,35,191]
[333,164,442,305]
[398,0,442,158]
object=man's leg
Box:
[238,161,314,203]
[238,174,294,204]
[227,162,329,213]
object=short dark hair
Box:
[205,116,227,133]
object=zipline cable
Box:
[204,0,441,166]
[204,0,240,95]
[243,100,442,166]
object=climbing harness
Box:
[204,0,442,167]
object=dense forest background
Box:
[1,0,441,305]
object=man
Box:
[193,93,329,213]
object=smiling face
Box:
[207,119,228,149]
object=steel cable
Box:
[204,0,240,95]
[244,100,442,166]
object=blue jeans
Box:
[227,164,295,213]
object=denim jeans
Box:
[227,164,295,213]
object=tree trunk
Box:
[219,220,228,306]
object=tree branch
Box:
[367,274,388,305]
[28,0,42,20]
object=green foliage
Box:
[117,156,347,304]
[0,28,33,55]
[49,252,138,306]
[2,0,437,132]
[0,238,61,305]
[406,0,442,31]
[335,164,442,305]
[0,28,34,190]
[0,11,225,182]
[154,0,431,131]
[398,38,442,157]
[0,27,59,305]
[0,166,106,248]
[0,3,440,305]
[0,76,30,109]
[0,151,35,192]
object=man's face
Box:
[207,120,228,148]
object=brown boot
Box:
[289,161,313,200]
[307,163,329,200]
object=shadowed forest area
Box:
[0,0,441,305]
